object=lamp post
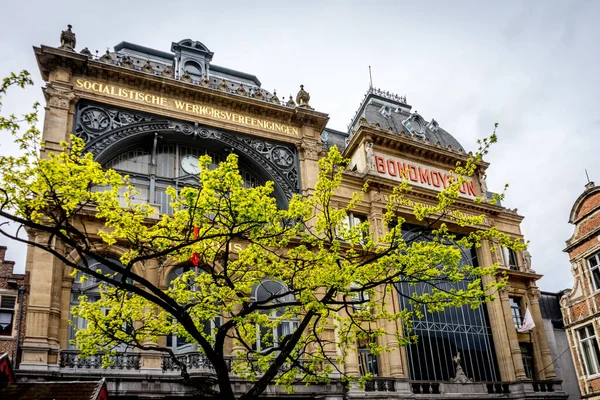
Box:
[7,279,26,370]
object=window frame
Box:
[519,342,536,379]
[358,343,380,377]
[587,252,600,292]
[252,280,299,352]
[509,296,524,329]
[0,294,17,337]
[577,324,600,377]
[501,246,519,271]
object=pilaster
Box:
[526,283,557,379]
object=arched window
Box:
[94,143,265,214]
[166,265,221,354]
[252,280,298,351]
[68,257,131,350]
[99,143,265,215]
[184,61,203,81]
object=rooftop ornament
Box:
[296,85,313,109]
[59,24,76,51]
[270,90,280,105]
[286,95,296,108]
[79,47,92,58]
[99,50,113,64]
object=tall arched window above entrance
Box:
[99,143,266,215]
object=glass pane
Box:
[593,270,600,291]
[590,255,599,268]
[582,341,596,375]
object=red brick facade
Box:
[576,192,600,221]
[562,184,600,397]
[0,246,29,367]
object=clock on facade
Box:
[180,155,201,175]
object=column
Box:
[526,283,557,379]
[20,232,64,368]
[477,240,517,381]
[499,288,528,380]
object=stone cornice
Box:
[33,45,330,133]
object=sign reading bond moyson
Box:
[74,79,299,136]
[373,152,477,199]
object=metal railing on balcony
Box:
[59,350,141,370]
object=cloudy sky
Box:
[1,0,598,291]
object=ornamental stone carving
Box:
[44,84,77,110]
[299,139,323,161]
[74,102,300,201]
[364,141,375,171]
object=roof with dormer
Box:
[346,87,464,151]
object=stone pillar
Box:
[20,232,64,369]
[526,283,557,379]
[380,289,404,377]
[139,259,164,371]
[477,240,517,381]
[499,288,528,380]
[298,138,323,197]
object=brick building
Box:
[0,246,29,367]
[561,181,600,398]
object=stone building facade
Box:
[561,181,600,398]
[15,26,567,398]
[0,246,29,366]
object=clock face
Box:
[180,155,201,175]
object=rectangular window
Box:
[0,295,17,336]
[509,297,523,329]
[338,212,368,242]
[578,325,600,376]
[358,346,379,376]
[520,343,535,379]
[502,247,519,271]
[588,252,600,291]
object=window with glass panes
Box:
[166,265,222,354]
[509,297,523,329]
[358,344,380,376]
[100,144,265,215]
[587,252,600,291]
[252,280,298,351]
[0,295,16,336]
[502,246,519,271]
[520,343,535,379]
[578,325,600,376]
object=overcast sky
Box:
[1,0,598,291]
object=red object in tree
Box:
[190,225,200,266]
[190,252,199,267]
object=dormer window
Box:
[184,61,203,80]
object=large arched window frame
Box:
[99,142,266,215]
[251,280,298,352]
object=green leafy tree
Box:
[0,72,523,399]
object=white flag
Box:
[517,307,536,333]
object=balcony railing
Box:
[161,352,218,373]
[59,350,141,370]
